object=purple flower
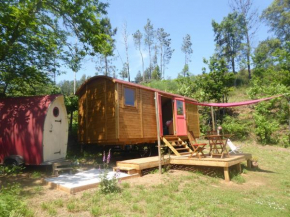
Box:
[103,151,106,162]
[107,149,111,164]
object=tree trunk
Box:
[246,31,252,79]
[232,57,237,86]
[140,51,145,82]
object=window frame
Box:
[123,86,137,108]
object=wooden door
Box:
[174,98,187,136]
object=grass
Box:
[3,142,290,217]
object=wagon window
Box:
[124,87,135,106]
[53,107,59,117]
[176,100,184,115]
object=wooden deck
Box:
[115,153,252,182]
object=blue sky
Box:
[57,0,274,83]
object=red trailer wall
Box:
[0,95,60,165]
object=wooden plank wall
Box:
[118,85,157,140]
[142,90,157,138]
[186,103,200,137]
[78,78,116,144]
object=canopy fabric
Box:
[190,95,283,108]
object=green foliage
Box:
[0,183,33,217]
[253,112,279,144]
[99,169,121,194]
[0,0,113,96]
[231,174,246,184]
[144,79,179,94]
[261,0,290,42]
[31,171,41,179]
[181,34,193,64]
[222,116,249,140]
[201,56,235,102]
[64,95,78,114]
[212,12,246,74]
[0,165,25,176]
[151,65,161,80]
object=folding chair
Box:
[187,131,207,159]
[227,139,242,154]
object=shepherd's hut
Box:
[0,95,68,165]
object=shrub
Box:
[253,113,279,144]
[222,116,249,140]
[99,170,121,194]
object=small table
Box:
[206,134,231,158]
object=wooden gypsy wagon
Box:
[76,76,201,156]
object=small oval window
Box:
[53,107,59,117]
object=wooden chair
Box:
[187,131,207,159]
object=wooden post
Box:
[224,167,230,182]
[154,92,162,175]
[211,106,215,131]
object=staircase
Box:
[162,136,192,156]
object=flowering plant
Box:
[99,149,121,194]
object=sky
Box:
[56,0,274,83]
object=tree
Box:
[135,71,143,83]
[212,12,246,80]
[122,21,130,82]
[144,19,155,79]
[200,56,235,103]
[133,30,145,81]
[156,28,174,78]
[252,38,281,70]
[152,65,161,80]
[229,0,259,79]
[96,18,117,77]
[0,0,114,96]
[181,34,193,66]
[119,63,128,80]
[64,43,85,94]
[261,0,290,43]
[179,64,190,77]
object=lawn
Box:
[1,141,290,217]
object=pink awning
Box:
[190,95,283,107]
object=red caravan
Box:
[0,95,68,165]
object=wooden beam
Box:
[140,89,144,138]
[105,80,107,140]
[154,92,162,175]
[224,167,230,182]
[115,83,119,139]
[211,106,215,131]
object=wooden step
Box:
[175,148,190,151]
[52,161,73,176]
[179,152,192,155]
[113,166,139,175]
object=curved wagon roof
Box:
[76,76,198,102]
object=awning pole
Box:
[154,92,162,175]
[211,106,215,131]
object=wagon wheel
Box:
[138,144,152,157]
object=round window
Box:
[53,107,59,117]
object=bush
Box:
[99,170,121,194]
[253,113,279,144]
[222,116,249,140]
